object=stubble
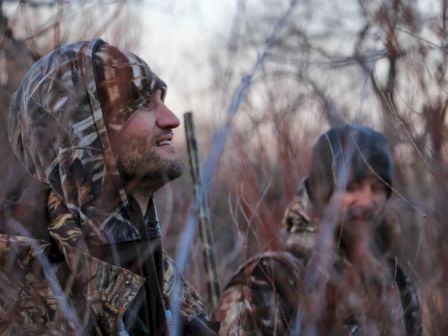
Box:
[117,134,184,191]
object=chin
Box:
[157,146,178,160]
[166,165,184,181]
[150,159,184,182]
[352,219,370,226]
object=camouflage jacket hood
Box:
[3,39,206,335]
[8,38,163,246]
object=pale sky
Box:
[3,0,236,120]
[133,1,236,119]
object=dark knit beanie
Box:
[93,42,167,132]
[305,124,393,204]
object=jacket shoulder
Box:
[215,251,304,335]
[0,234,78,334]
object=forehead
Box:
[346,174,387,189]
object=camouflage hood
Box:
[8,39,165,246]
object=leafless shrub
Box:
[1,0,448,333]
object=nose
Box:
[354,185,374,209]
[156,103,180,129]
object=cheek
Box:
[340,194,355,211]
[112,119,155,160]
[117,135,150,169]
[122,112,156,137]
[374,195,387,211]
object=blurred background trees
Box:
[1,0,447,333]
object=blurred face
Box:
[332,175,388,249]
[340,175,388,226]
[113,89,184,191]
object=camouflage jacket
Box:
[2,39,210,335]
[0,188,206,336]
[215,181,421,336]
[214,251,304,335]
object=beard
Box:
[339,205,382,232]
[117,134,184,191]
[336,206,385,259]
[133,150,184,185]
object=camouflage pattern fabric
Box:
[0,231,205,335]
[49,190,205,331]
[214,251,304,336]
[2,39,208,334]
[215,181,421,336]
[281,178,317,261]
[0,234,79,335]
[162,250,206,321]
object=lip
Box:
[155,133,174,146]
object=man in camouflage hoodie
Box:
[215,124,421,335]
[1,39,217,335]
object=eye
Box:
[145,89,164,108]
[138,89,154,109]
[130,83,140,102]
[143,96,154,108]
[346,181,360,193]
[160,88,166,102]
[371,181,387,194]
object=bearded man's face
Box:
[331,175,388,253]
[113,89,183,190]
